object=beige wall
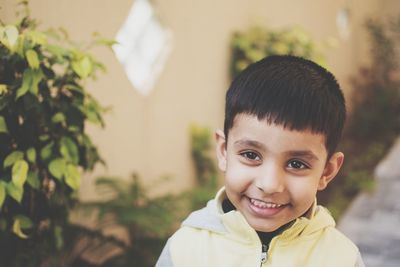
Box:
[1,0,394,199]
[380,0,400,16]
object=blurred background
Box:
[0,0,399,266]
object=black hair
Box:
[224,55,346,158]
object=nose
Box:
[254,162,285,194]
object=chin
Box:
[256,226,280,233]
[249,220,281,233]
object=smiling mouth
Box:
[249,198,286,209]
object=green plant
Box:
[80,175,178,267]
[190,124,217,184]
[0,4,109,265]
[230,25,330,78]
[188,124,219,210]
[319,15,400,219]
[78,125,221,267]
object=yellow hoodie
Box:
[156,188,364,267]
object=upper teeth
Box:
[250,198,283,209]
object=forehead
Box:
[229,114,327,158]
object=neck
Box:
[257,220,293,245]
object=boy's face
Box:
[216,114,343,232]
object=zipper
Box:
[260,244,268,265]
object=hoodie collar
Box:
[216,187,335,243]
[182,187,335,244]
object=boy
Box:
[156,55,365,267]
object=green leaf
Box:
[0,94,11,111]
[72,56,92,79]
[12,218,28,239]
[39,134,50,141]
[0,25,19,50]
[27,171,40,189]
[40,142,54,161]
[4,151,24,168]
[51,112,66,124]
[5,25,18,45]
[26,147,36,163]
[65,84,84,94]
[54,225,64,250]
[29,69,44,96]
[68,126,80,133]
[0,182,6,209]
[26,30,47,46]
[14,33,25,57]
[0,84,8,95]
[60,137,79,164]
[43,44,67,63]
[12,160,29,188]
[0,116,8,133]
[48,158,66,180]
[14,215,33,229]
[85,109,101,125]
[64,164,80,190]
[16,69,32,99]
[26,49,40,69]
[92,32,117,47]
[82,97,104,126]
[95,38,117,48]
[6,182,23,203]
[15,69,44,99]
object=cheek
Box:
[288,178,320,203]
[224,161,254,191]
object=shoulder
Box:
[156,200,227,267]
[302,206,361,266]
[322,226,358,250]
[155,227,205,267]
[155,223,213,267]
[313,224,361,266]
[181,199,227,233]
[321,229,366,267]
[312,206,358,252]
[170,198,227,256]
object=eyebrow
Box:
[284,150,319,162]
[233,139,320,162]
[234,139,266,150]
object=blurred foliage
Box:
[80,125,221,267]
[0,2,111,265]
[190,125,217,185]
[80,175,179,267]
[92,175,177,237]
[319,16,400,218]
[185,124,219,210]
[230,24,333,78]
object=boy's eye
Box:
[287,160,308,169]
[240,151,261,161]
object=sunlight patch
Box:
[113,0,172,95]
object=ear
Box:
[215,129,227,172]
[318,152,344,191]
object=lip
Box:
[247,197,287,217]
